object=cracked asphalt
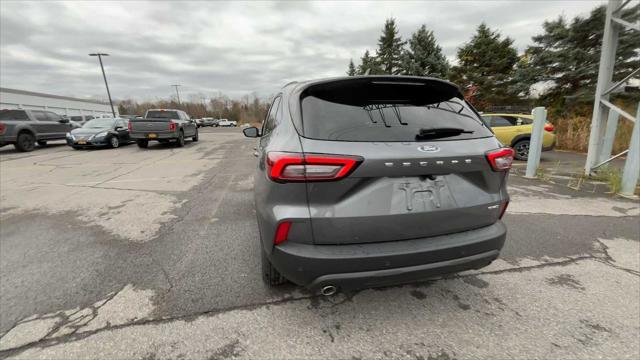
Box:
[0,128,638,359]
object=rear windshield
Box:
[146,111,179,119]
[301,96,492,142]
[0,110,28,121]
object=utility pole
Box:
[171,84,182,105]
[89,53,116,117]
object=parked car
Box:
[217,119,237,127]
[201,117,215,127]
[66,117,131,149]
[128,109,198,148]
[243,76,512,294]
[481,113,556,160]
[0,109,74,151]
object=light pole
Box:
[171,84,182,105]
[89,53,116,117]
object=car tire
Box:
[137,139,149,148]
[261,249,286,286]
[192,129,199,142]
[176,130,185,147]
[37,140,47,147]
[513,139,530,161]
[15,132,36,152]
[109,136,120,148]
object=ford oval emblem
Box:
[417,145,440,153]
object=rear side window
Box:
[146,111,179,119]
[32,111,49,121]
[46,112,63,121]
[70,116,83,121]
[486,116,513,127]
[0,110,29,120]
[263,97,281,136]
[301,96,491,142]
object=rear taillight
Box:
[0,122,5,135]
[274,221,292,245]
[486,148,515,171]
[499,200,509,219]
[168,120,177,131]
[127,121,132,131]
[266,152,362,182]
[544,123,555,132]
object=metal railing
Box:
[584,0,639,196]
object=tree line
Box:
[117,93,270,124]
[347,4,639,114]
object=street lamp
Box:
[89,53,116,117]
[171,84,182,105]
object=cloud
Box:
[0,0,604,101]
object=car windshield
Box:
[83,118,115,129]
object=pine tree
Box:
[357,50,382,75]
[400,25,449,78]
[375,18,405,75]
[450,23,519,109]
[347,59,356,76]
[513,4,639,106]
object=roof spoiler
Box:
[300,76,463,107]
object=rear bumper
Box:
[130,131,177,140]
[269,221,506,291]
[542,141,556,152]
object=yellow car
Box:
[481,113,556,160]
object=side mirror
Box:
[243,127,260,138]
[115,126,124,130]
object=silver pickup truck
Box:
[0,109,75,151]
[129,109,199,148]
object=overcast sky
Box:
[1,0,604,102]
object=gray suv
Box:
[243,76,513,295]
[0,109,74,151]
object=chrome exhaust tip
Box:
[320,285,338,296]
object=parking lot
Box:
[0,127,638,359]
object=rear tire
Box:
[513,139,530,161]
[192,129,199,142]
[261,249,286,286]
[15,132,36,152]
[137,139,149,148]
[176,130,185,147]
[37,140,47,147]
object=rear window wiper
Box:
[416,127,474,140]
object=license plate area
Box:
[148,133,157,139]
[77,140,87,144]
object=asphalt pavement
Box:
[0,128,638,359]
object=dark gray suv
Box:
[243,76,513,295]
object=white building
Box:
[0,87,116,117]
